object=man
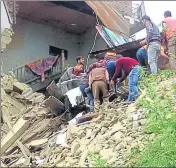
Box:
[73,56,85,76]
[140,15,161,75]
[87,51,122,81]
[162,11,176,69]
[136,45,170,70]
[110,57,140,102]
[104,51,122,81]
[79,73,94,112]
[89,67,109,113]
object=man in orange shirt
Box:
[162,11,176,69]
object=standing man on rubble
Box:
[162,11,176,69]
[110,57,140,102]
[88,66,109,113]
[140,15,161,75]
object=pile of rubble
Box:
[1,74,66,167]
[1,73,155,167]
[46,102,153,167]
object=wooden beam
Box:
[1,118,30,155]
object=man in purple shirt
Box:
[110,57,141,102]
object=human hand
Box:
[140,40,146,46]
[110,80,115,87]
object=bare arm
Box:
[119,70,127,82]
[105,69,109,82]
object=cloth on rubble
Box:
[65,87,83,107]
[27,56,59,82]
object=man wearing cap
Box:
[140,15,161,75]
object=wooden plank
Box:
[44,96,64,115]
[26,138,48,148]
[4,119,50,156]
[46,80,64,100]
[1,118,30,155]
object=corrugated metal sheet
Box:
[86,1,131,37]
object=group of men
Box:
[73,53,140,113]
[137,11,176,73]
[72,11,176,113]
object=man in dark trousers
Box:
[140,15,161,75]
[110,57,141,102]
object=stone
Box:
[115,142,125,151]
[126,103,137,114]
[68,125,80,135]
[85,129,93,139]
[79,150,88,166]
[109,122,123,136]
[71,143,80,154]
[65,157,78,165]
[112,131,123,141]
[100,148,114,161]
[2,75,14,93]
[138,119,147,126]
[94,143,103,154]
[88,144,95,153]
[101,121,110,127]
[100,127,107,134]
[108,156,118,164]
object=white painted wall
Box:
[1,1,11,34]
[2,18,106,72]
[2,18,81,72]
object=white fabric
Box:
[68,112,83,125]
[65,87,82,107]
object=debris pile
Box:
[1,73,159,167]
[1,74,65,167]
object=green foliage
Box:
[130,69,176,167]
[88,153,110,167]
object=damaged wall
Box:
[2,18,107,72]
[2,18,81,72]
